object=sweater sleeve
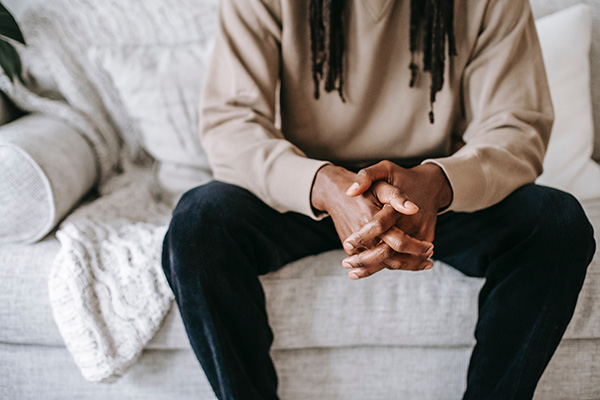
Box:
[199,0,329,219]
[422,0,554,212]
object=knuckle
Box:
[412,259,426,270]
[389,234,406,251]
[370,219,385,233]
[392,237,405,251]
[380,245,395,259]
[387,257,404,270]
[352,231,364,244]
[355,257,366,269]
[359,215,371,226]
[357,169,370,179]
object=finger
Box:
[348,264,386,280]
[342,242,397,273]
[342,244,433,276]
[383,253,435,271]
[380,226,434,256]
[372,181,419,215]
[342,243,431,272]
[343,205,399,253]
[345,160,396,197]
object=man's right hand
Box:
[310,165,433,280]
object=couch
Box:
[2,0,600,399]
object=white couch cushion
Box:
[88,43,214,202]
[536,4,600,200]
[530,0,600,161]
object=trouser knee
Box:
[161,181,251,283]
[512,185,595,283]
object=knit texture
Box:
[48,165,174,382]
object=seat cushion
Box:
[2,199,600,350]
[2,339,599,400]
[0,234,64,345]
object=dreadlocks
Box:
[309,0,457,123]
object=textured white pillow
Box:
[535,4,600,200]
[0,114,97,243]
[88,43,215,201]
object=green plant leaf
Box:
[0,3,25,45]
[0,38,22,82]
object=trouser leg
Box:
[161,181,340,400]
[433,184,596,400]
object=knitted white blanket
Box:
[1,0,220,383]
[48,165,174,383]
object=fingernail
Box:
[343,241,355,251]
[342,260,353,269]
[349,272,360,280]
[403,200,419,211]
[346,183,360,195]
[424,261,434,270]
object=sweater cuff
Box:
[421,152,488,213]
[268,154,331,220]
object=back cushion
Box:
[88,43,216,203]
[530,0,600,161]
[21,0,219,160]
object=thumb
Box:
[346,162,392,197]
[374,182,419,215]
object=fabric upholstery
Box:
[0,114,97,243]
[1,339,599,400]
[0,236,62,345]
[88,44,214,201]
[21,0,219,161]
[530,0,600,161]
[535,5,600,200]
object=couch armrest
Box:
[0,113,97,243]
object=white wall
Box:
[3,0,39,19]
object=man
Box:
[161,0,596,398]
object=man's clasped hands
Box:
[311,161,453,280]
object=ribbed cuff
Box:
[267,154,331,220]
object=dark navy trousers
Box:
[162,181,595,400]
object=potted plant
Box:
[0,3,24,82]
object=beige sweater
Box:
[200,0,554,218]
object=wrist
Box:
[311,164,352,212]
[413,163,453,211]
